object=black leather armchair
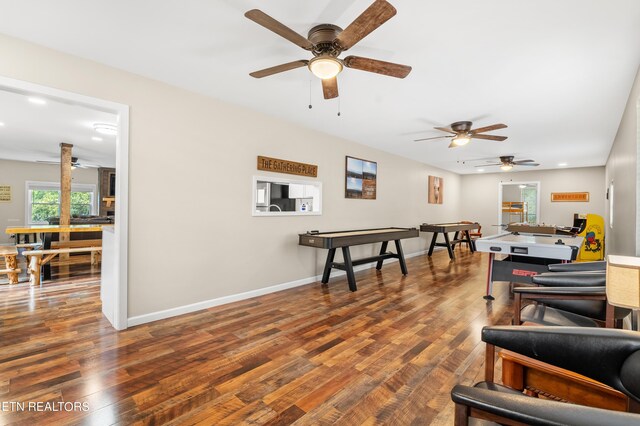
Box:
[451,326,640,425]
[547,260,606,272]
[514,271,630,328]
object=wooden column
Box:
[59,143,73,273]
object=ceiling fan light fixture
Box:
[452,134,471,146]
[308,56,343,80]
[500,164,513,171]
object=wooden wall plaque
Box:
[0,185,11,202]
[257,156,317,177]
[551,192,589,202]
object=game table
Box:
[475,233,584,300]
[506,223,580,236]
[299,227,419,291]
[420,222,479,260]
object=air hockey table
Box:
[299,227,419,291]
[474,233,584,300]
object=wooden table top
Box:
[5,224,104,234]
[0,246,18,256]
[308,228,410,238]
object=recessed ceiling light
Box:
[28,97,47,105]
[519,184,527,189]
[92,136,103,142]
[476,168,485,172]
[558,162,568,167]
[93,123,118,136]
[0,122,5,127]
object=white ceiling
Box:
[0,0,639,174]
[0,89,117,167]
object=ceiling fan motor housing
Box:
[450,121,473,132]
[308,24,343,56]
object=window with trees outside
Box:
[26,182,96,225]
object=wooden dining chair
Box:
[458,221,481,250]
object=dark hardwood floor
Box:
[0,249,513,425]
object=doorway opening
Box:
[0,76,129,330]
[498,181,541,226]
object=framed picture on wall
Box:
[428,175,443,204]
[345,156,377,199]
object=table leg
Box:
[443,232,455,260]
[5,254,19,284]
[43,232,52,281]
[427,232,438,256]
[342,246,357,292]
[376,241,389,270]
[395,240,408,275]
[321,248,336,284]
[484,253,495,300]
[28,255,42,286]
[452,231,460,250]
[465,230,475,252]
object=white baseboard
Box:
[127,247,438,328]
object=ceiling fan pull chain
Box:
[308,76,313,109]
[337,96,341,117]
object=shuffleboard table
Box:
[474,233,584,300]
[420,222,479,260]
[299,227,419,291]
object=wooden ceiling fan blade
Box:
[334,0,397,50]
[434,126,456,134]
[514,159,535,164]
[471,123,507,134]
[322,77,339,99]
[414,135,453,142]
[477,163,501,167]
[245,10,315,50]
[249,60,309,78]
[517,163,539,167]
[343,56,411,78]
[471,134,508,141]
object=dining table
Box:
[5,224,104,281]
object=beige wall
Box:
[461,167,606,236]
[605,65,640,256]
[0,159,98,244]
[0,34,463,319]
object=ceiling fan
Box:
[37,157,99,169]
[245,0,412,100]
[414,121,508,148]
[477,156,539,171]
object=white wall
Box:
[605,65,639,256]
[461,167,606,236]
[0,159,98,243]
[0,34,463,320]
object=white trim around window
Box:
[25,180,98,225]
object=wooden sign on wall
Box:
[551,192,590,202]
[257,156,318,178]
[0,185,11,202]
